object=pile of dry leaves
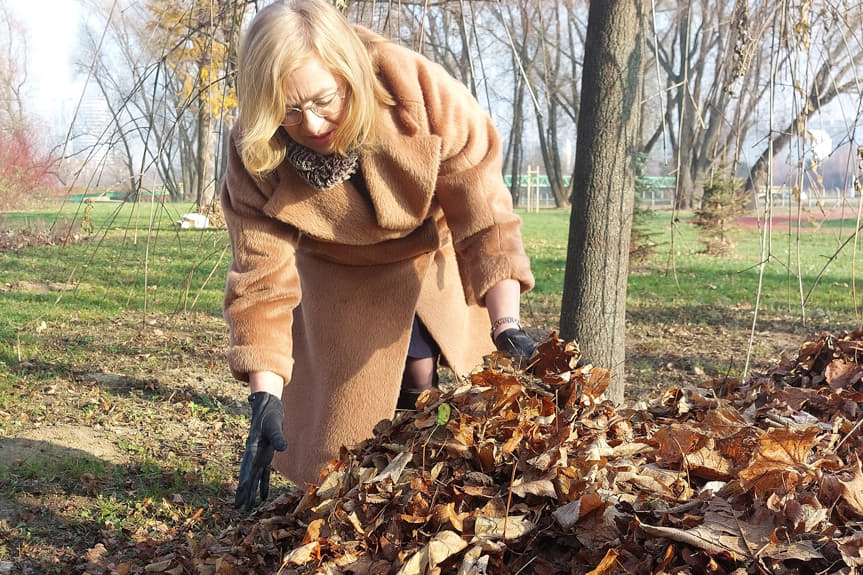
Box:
[172,331,863,574]
[0,218,83,252]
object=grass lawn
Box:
[1,200,862,571]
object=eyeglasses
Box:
[284,91,345,126]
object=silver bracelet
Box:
[490,316,520,338]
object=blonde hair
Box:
[236,0,394,176]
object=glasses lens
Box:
[314,94,342,116]
[284,92,343,126]
[284,110,303,126]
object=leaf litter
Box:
[87,330,863,574]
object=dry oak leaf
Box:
[684,442,734,481]
[473,514,534,541]
[573,503,622,549]
[551,491,606,529]
[531,332,582,378]
[585,548,619,575]
[825,359,863,390]
[738,427,820,495]
[769,492,829,534]
[616,463,693,500]
[837,532,863,568]
[283,541,320,566]
[653,425,710,463]
[820,454,863,518]
[756,541,823,563]
[638,498,770,559]
[580,367,611,402]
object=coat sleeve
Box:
[376,41,535,305]
[221,128,301,383]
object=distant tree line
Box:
[1,0,859,214]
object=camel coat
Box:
[221,33,534,487]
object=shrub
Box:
[694,171,746,255]
[0,129,57,211]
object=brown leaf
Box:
[685,443,734,481]
[367,451,413,484]
[688,497,773,557]
[80,473,98,496]
[472,515,533,541]
[585,548,618,575]
[84,543,108,563]
[820,455,863,518]
[427,530,468,570]
[616,464,693,500]
[551,491,605,529]
[430,502,464,532]
[457,545,489,575]
[702,404,749,434]
[653,425,710,467]
[824,359,863,390]
[738,427,820,495]
[531,332,582,377]
[510,478,556,499]
[581,367,610,402]
[837,532,863,567]
[283,541,320,566]
[501,425,523,456]
[757,541,823,563]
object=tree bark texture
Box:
[560,0,643,404]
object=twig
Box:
[637,521,730,556]
[835,417,863,452]
[502,458,518,541]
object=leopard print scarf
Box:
[283,138,359,190]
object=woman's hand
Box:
[493,327,538,367]
[235,391,288,510]
[486,279,537,366]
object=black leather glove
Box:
[235,392,287,510]
[494,328,538,365]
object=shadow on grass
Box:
[0,432,260,574]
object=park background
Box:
[4,1,863,573]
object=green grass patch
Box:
[0,225,230,367]
[514,208,863,331]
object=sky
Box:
[7,0,83,134]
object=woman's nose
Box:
[301,109,326,132]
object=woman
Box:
[224,0,537,509]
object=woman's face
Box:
[282,57,346,155]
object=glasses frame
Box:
[283,91,345,126]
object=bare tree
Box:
[642,0,768,208]
[74,0,246,204]
[488,1,587,207]
[345,1,586,209]
[560,0,644,404]
[743,2,863,197]
[642,0,863,208]
[0,0,26,129]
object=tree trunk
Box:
[196,105,215,207]
[559,0,643,405]
[506,72,526,206]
